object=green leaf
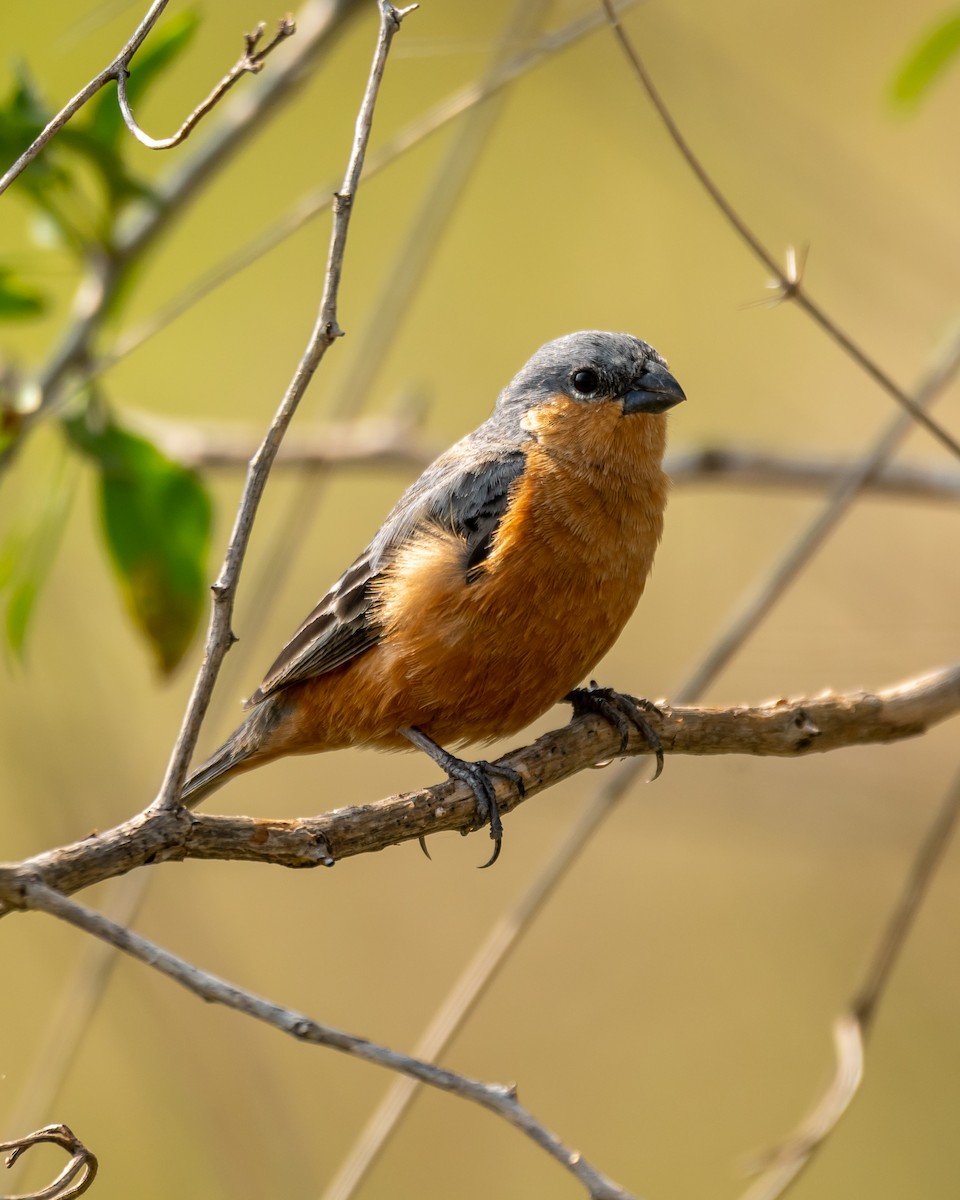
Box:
[88,10,201,149]
[891,11,960,108]
[66,408,212,675]
[0,266,48,320]
[0,455,74,661]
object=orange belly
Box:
[272,398,669,755]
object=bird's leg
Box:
[399,726,524,868]
[565,681,665,779]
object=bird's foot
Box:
[565,681,664,780]
[400,727,524,868]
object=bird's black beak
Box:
[621,361,686,414]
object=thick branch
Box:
[2,665,956,905]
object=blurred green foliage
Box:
[0,9,210,673]
[64,401,211,675]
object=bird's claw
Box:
[402,725,523,866]
[565,681,665,779]
[465,759,524,868]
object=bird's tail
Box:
[180,694,290,807]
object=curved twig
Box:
[0,1124,97,1200]
[115,17,296,150]
[0,6,295,194]
[740,764,960,1200]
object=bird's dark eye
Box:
[572,368,600,396]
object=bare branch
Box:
[666,447,960,504]
[116,17,297,150]
[0,1124,97,1200]
[18,882,638,1200]
[152,1,415,813]
[1,663,956,904]
[131,410,440,472]
[600,1,960,462]
[142,412,960,506]
[680,328,960,698]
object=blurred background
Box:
[2,1,959,1197]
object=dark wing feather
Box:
[249,428,528,705]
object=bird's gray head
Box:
[496,331,685,417]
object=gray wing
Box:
[249,434,527,705]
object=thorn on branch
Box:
[765,243,808,306]
[387,3,421,29]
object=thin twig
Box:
[1,663,957,905]
[852,768,960,1032]
[0,1124,98,1200]
[18,882,638,1200]
[152,0,415,812]
[740,764,960,1200]
[198,0,553,732]
[680,327,960,697]
[600,1,960,462]
[94,0,638,380]
[0,0,170,195]
[739,1016,865,1200]
[116,17,296,149]
[12,0,361,457]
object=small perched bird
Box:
[182,331,685,863]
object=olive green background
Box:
[2,1,959,1197]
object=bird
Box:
[181,330,685,864]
